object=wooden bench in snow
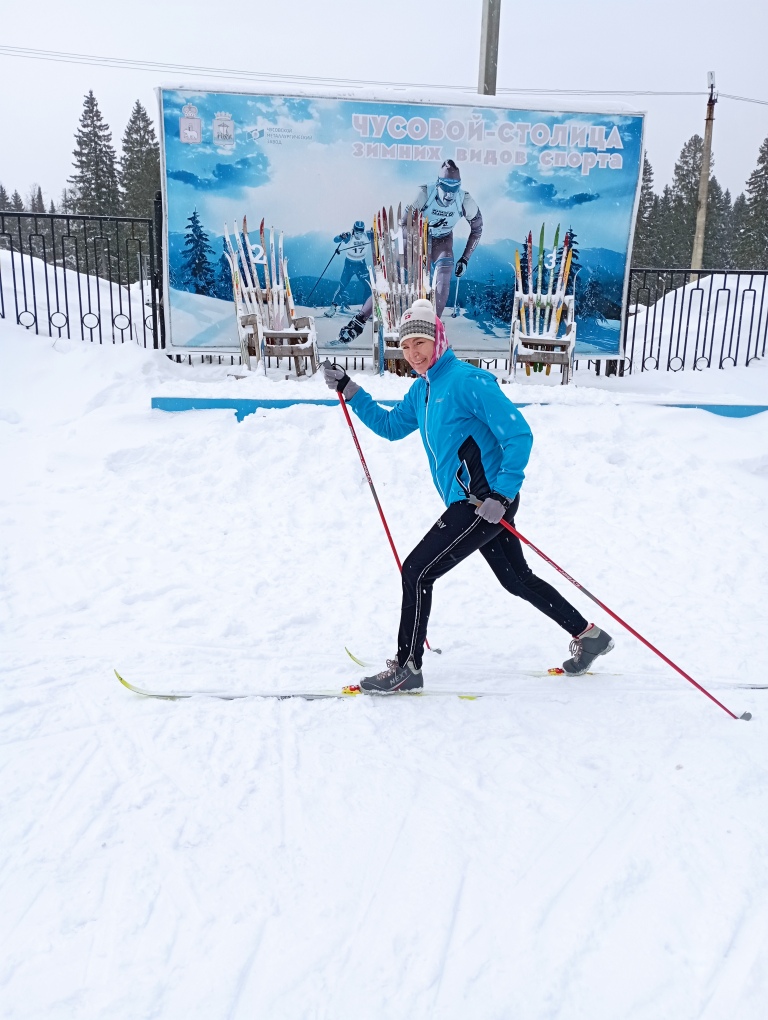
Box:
[240,314,319,376]
[510,294,576,385]
[224,220,318,377]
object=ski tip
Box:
[114,668,130,689]
[740,711,753,721]
[344,646,367,667]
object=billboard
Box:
[158,86,644,357]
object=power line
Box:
[3,44,767,106]
[720,92,768,107]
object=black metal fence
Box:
[3,216,766,377]
[0,210,163,348]
[623,268,768,372]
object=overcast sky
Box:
[1,0,766,206]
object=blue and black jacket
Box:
[347,349,533,507]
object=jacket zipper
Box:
[424,377,445,502]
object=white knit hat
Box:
[398,299,437,344]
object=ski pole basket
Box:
[225,219,318,376]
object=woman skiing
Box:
[323,299,614,693]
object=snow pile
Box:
[2,319,768,1018]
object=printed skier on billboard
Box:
[324,221,373,318]
[333,160,483,345]
[406,159,482,316]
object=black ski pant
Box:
[397,498,589,669]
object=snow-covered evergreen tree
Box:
[632,155,656,266]
[48,199,57,214]
[668,134,715,268]
[119,100,160,218]
[68,91,120,215]
[179,209,216,295]
[28,185,45,213]
[59,187,77,214]
[0,183,9,209]
[650,186,677,267]
[215,249,234,300]
[740,136,768,269]
[703,180,732,269]
[10,190,24,211]
[730,193,751,269]
[580,275,605,319]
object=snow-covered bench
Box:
[510,294,576,384]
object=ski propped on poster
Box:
[157,85,644,358]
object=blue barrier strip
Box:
[151,397,768,421]
[659,404,768,418]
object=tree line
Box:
[633,133,768,270]
[0,91,160,219]
[2,93,768,276]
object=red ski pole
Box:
[337,392,435,653]
[466,497,749,721]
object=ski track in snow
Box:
[1,324,768,1018]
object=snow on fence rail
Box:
[0,211,161,348]
[624,269,768,372]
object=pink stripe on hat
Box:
[429,315,448,367]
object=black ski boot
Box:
[361,658,423,694]
[329,314,366,346]
[562,623,615,675]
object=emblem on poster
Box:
[213,112,235,149]
[179,104,202,144]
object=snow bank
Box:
[2,318,768,1019]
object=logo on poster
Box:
[248,119,313,145]
[180,104,202,144]
[213,112,235,149]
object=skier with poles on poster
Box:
[333,160,482,345]
[323,220,374,318]
[323,299,614,693]
[407,159,482,317]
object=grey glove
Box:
[475,495,508,524]
[322,360,360,400]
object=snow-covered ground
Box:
[2,319,768,1019]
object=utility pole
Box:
[690,72,717,273]
[478,0,502,96]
